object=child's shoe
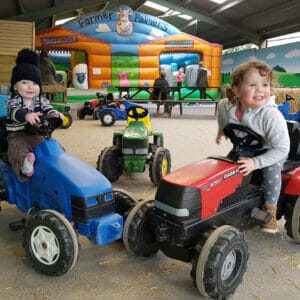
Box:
[21,152,35,177]
[261,204,278,233]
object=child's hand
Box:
[237,157,255,176]
[51,111,65,120]
[216,132,224,144]
[25,112,43,125]
[56,112,65,120]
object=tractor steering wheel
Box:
[26,115,63,139]
[223,123,264,150]
[126,106,148,121]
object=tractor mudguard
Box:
[284,168,300,195]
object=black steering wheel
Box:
[26,115,63,139]
[223,123,264,150]
[126,106,148,121]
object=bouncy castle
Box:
[35,5,222,89]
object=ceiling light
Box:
[144,1,169,12]
[55,17,76,26]
[209,0,227,4]
[178,15,193,20]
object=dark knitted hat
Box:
[10,48,42,94]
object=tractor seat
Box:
[282,121,300,172]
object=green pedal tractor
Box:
[97,105,171,185]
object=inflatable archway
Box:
[36,5,222,89]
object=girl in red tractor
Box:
[216,60,290,233]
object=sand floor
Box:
[0,106,299,300]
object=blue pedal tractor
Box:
[0,115,136,276]
[278,94,300,121]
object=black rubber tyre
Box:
[113,189,137,220]
[60,112,73,129]
[153,135,164,147]
[100,111,116,126]
[97,146,123,182]
[123,199,159,257]
[149,147,171,186]
[113,135,123,148]
[93,107,101,120]
[193,225,248,299]
[23,210,78,276]
[77,108,85,120]
[284,196,300,243]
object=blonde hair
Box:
[226,59,273,103]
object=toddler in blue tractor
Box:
[216,60,290,233]
[6,48,63,181]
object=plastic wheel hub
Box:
[103,114,113,123]
[221,250,236,281]
[161,157,169,176]
[30,225,60,265]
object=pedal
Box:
[251,208,272,224]
[9,219,26,231]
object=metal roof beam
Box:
[151,0,261,44]
[131,0,147,11]
[17,0,26,14]
[209,0,247,15]
[181,19,197,31]
[244,0,300,22]
[7,0,112,21]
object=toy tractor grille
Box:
[122,139,148,155]
[71,193,115,223]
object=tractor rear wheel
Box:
[149,147,171,185]
[77,108,85,119]
[97,146,123,182]
[191,225,248,299]
[60,112,73,129]
[23,210,78,276]
[100,111,116,126]
[113,189,137,220]
[123,199,159,257]
[284,196,300,243]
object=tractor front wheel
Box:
[23,210,78,276]
[149,147,171,186]
[192,225,248,299]
[77,108,85,120]
[61,112,73,129]
[100,111,116,126]
[113,189,137,220]
[123,199,159,257]
[284,196,300,243]
[97,146,123,182]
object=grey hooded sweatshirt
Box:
[217,96,290,169]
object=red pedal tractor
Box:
[123,122,300,299]
[77,92,120,120]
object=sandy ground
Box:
[0,105,299,300]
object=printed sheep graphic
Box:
[115,7,133,36]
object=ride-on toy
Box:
[77,92,119,120]
[96,97,144,127]
[97,105,171,185]
[278,94,300,121]
[123,122,300,298]
[0,115,136,276]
